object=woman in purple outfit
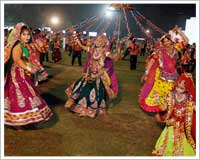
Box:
[65,35,120,118]
[4,23,53,129]
[83,38,119,96]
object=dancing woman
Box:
[152,73,196,156]
[4,23,52,128]
[65,35,120,118]
[52,38,62,63]
[139,27,189,121]
[83,38,119,95]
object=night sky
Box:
[4,3,196,38]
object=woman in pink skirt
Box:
[4,23,53,129]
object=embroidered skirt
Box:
[4,64,53,126]
[52,48,61,63]
[152,126,195,156]
[140,68,175,112]
[65,77,108,118]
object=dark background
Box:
[4,4,196,38]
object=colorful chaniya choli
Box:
[152,93,195,156]
[139,47,179,112]
[52,42,62,63]
[83,51,119,96]
[65,48,116,118]
[4,43,52,126]
[27,42,48,82]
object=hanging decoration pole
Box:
[94,18,104,32]
[79,16,99,31]
[114,15,119,36]
[135,10,166,34]
[100,16,115,35]
[111,14,119,40]
[84,16,100,32]
[122,7,131,35]
[99,23,108,35]
[117,14,121,41]
[130,10,153,39]
[66,15,98,32]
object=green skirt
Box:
[65,77,108,118]
[152,126,195,156]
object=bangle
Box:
[26,66,32,72]
[87,47,90,52]
[26,63,32,72]
[145,70,149,75]
[105,51,110,56]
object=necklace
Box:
[165,46,176,59]
[175,93,187,104]
[93,48,104,60]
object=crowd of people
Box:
[4,22,196,156]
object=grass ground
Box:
[5,51,170,156]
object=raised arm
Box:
[105,47,122,61]
[173,26,189,46]
[75,39,90,52]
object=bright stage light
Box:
[146,29,150,33]
[51,16,59,25]
[89,32,97,37]
[108,6,115,11]
[105,10,113,18]
[183,17,197,44]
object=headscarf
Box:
[175,73,195,101]
[4,22,31,75]
[176,73,196,151]
[7,23,28,47]
[4,23,28,63]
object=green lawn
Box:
[5,51,165,156]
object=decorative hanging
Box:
[130,10,153,39]
[84,17,100,31]
[122,8,131,35]
[66,15,98,32]
[100,16,115,35]
[110,4,134,11]
[134,10,166,34]
[94,18,105,32]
